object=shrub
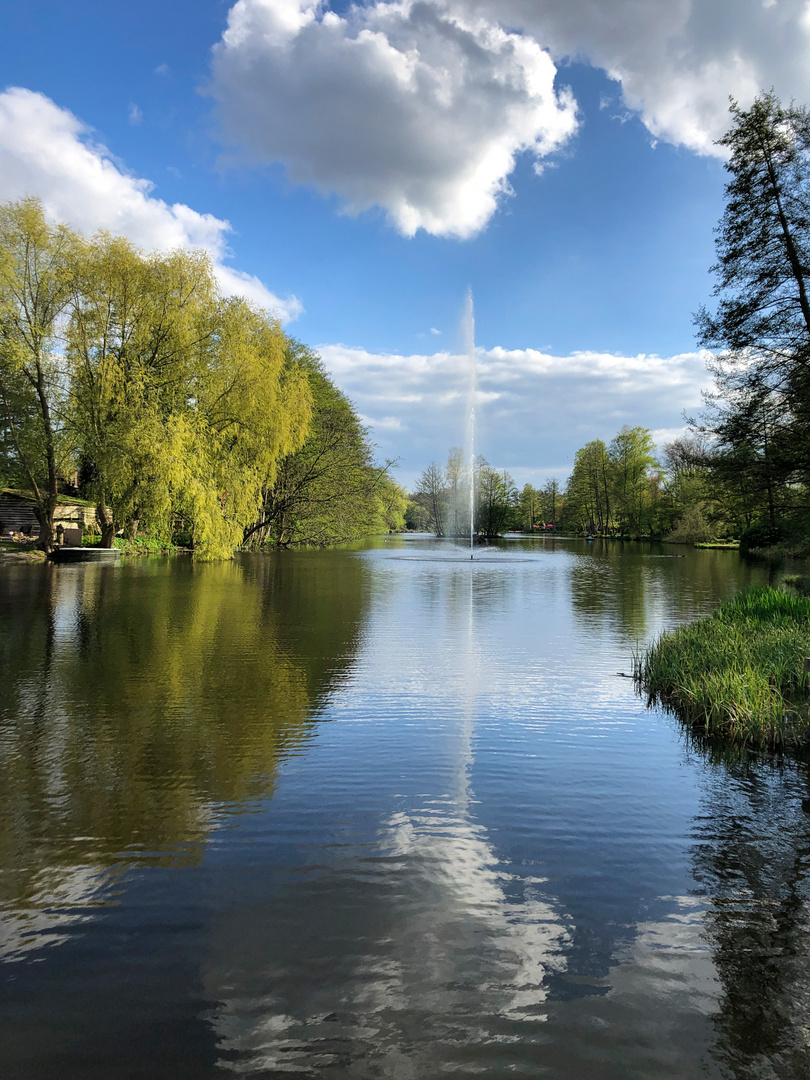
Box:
[666,505,715,545]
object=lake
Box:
[1,537,808,1079]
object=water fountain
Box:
[463,289,477,560]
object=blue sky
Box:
[1,0,807,488]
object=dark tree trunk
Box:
[96,502,116,548]
[34,497,56,554]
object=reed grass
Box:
[633,587,810,748]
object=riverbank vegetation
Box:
[410,425,731,542]
[634,587,810,749]
[0,198,404,557]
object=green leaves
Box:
[249,344,403,547]
[0,199,316,558]
[564,426,662,536]
[695,93,810,544]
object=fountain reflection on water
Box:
[206,557,571,1074]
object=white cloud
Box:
[213,0,810,230]
[318,342,710,489]
[211,0,578,238]
[464,0,810,154]
[0,87,302,322]
[215,263,302,316]
[358,413,404,431]
[651,425,692,447]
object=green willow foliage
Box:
[0,198,80,549]
[0,198,401,557]
[67,231,314,558]
[243,343,406,547]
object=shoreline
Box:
[634,586,810,750]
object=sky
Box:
[1,0,809,490]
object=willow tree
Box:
[244,343,402,547]
[67,236,311,556]
[184,303,311,557]
[0,198,80,550]
[67,237,218,545]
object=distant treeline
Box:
[407,427,701,541]
[410,416,807,549]
[0,198,406,557]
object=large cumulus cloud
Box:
[0,87,302,321]
[466,0,810,155]
[211,0,578,238]
[212,0,810,236]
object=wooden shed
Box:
[0,490,39,536]
[0,489,97,537]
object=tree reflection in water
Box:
[568,541,771,644]
[204,566,571,1075]
[686,737,810,1078]
[0,553,368,960]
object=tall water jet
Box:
[463,289,477,559]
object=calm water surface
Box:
[1,537,809,1079]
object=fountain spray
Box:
[464,289,477,560]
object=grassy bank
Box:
[0,539,45,561]
[633,587,810,749]
[82,535,177,555]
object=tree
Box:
[541,478,562,529]
[243,343,402,546]
[609,426,659,535]
[476,462,517,537]
[695,93,810,535]
[184,299,311,558]
[696,93,810,372]
[0,203,398,559]
[67,237,311,557]
[565,440,613,534]
[373,473,408,534]
[67,236,219,546]
[404,499,431,532]
[518,483,540,532]
[415,461,447,536]
[0,198,80,550]
[661,433,715,537]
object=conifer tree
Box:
[696,92,810,526]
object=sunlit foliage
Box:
[244,343,405,547]
[0,198,80,549]
[0,200,397,558]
